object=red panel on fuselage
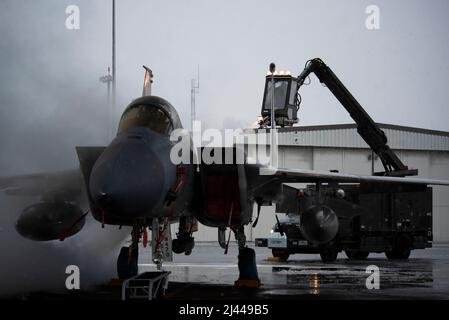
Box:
[205,175,241,218]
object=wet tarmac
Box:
[9,243,449,300]
[137,243,449,300]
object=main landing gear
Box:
[233,226,260,288]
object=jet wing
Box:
[0,147,107,241]
[0,169,84,198]
[0,147,105,198]
[265,167,449,186]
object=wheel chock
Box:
[234,279,261,288]
[267,256,283,262]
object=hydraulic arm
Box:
[296,58,417,177]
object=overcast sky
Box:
[1,0,449,174]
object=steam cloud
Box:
[0,194,130,297]
[0,1,128,297]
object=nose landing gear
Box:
[117,224,144,279]
[117,245,139,279]
[172,217,196,255]
[172,236,195,255]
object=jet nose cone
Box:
[95,192,111,207]
[89,140,167,218]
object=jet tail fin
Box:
[142,65,153,96]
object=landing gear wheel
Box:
[184,237,195,255]
[172,239,184,254]
[117,246,138,279]
[385,234,411,260]
[319,242,339,263]
[272,249,290,261]
[345,250,369,260]
[172,236,195,255]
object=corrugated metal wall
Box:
[246,126,449,151]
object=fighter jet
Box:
[2,60,449,280]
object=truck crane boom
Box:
[296,58,417,177]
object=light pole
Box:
[112,0,116,118]
[269,63,277,169]
[99,0,116,140]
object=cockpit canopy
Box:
[119,104,172,135]
[117,96,182,135]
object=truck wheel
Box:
[272,249,289,261]
[345,250,369,260]
[386,247,411,260]
[385,250,398,259]
[319,242,338,263]
[385,234,411,260]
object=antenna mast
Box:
[99,67,113,139]
[191,66,200,132]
